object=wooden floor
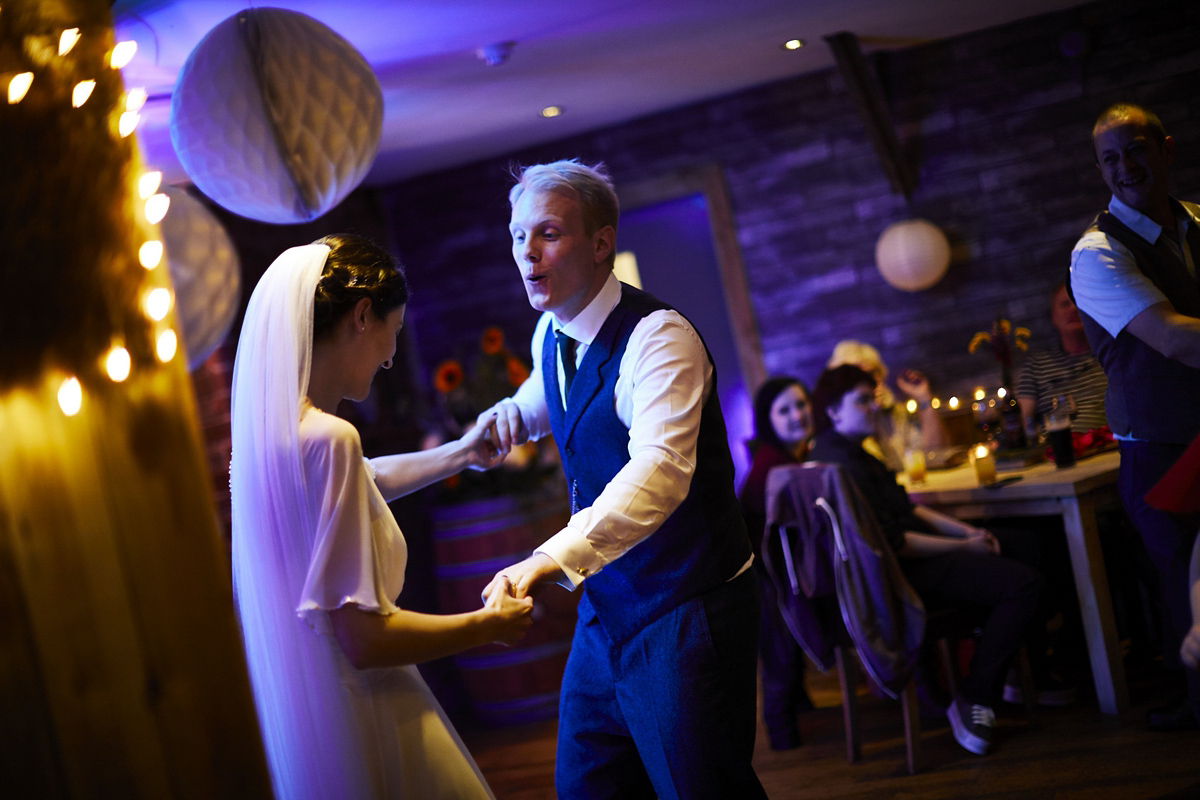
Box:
[459,655,1200,800]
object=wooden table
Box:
[903,449,1127,714]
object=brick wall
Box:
[376,0,1200,409]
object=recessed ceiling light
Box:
[783,39,805,51]
[540,105,562,118]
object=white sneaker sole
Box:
[947,700,990,755]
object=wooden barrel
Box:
[431,493,578,726]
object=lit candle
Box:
[970,443,997,486]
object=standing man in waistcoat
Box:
[481,159,767,799]
[1070,103,1200,732]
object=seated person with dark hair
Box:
[739,377,817,750]
[808,364,1055,756]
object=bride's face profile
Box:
[344,302,406,403]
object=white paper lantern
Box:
[170,8,382,223]
[874,219,951,292]
[160,186,241,368]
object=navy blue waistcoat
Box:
[541,283,751,643]
[1073,200,1200,444]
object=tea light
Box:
[970,443,997,485]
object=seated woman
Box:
[808,364,1045,756]
[739,377,817,750]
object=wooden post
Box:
[0,1,273,796]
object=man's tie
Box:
[555,329,577,401]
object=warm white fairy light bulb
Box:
[997,387,1007,399]
[974,387,986,401]
[110,41,137,69]
[906,398,917,414]
[71,79,95,107]
[8,72,32,104]
[156,329,177,362]
[105,345,131,382]
[948,396,960,410]
[58,376,82,416]
[125,87,146,112]
[118,111,139,137]
[59,28,81,56]
[138,171,162,199]
[144,192,169,224]
[139,240,163,269]
[144,287,172,321]
[931,397,941,409]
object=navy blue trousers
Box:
[1119,440,1200,723]
[555,569,768,800]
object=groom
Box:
[482,158,767,799]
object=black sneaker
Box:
[947,696,994,755]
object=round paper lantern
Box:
[160,186,241,369]
[170,9,382,223]
[874,219,951,292]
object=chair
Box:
[763,462,1035,774]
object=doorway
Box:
[616,165,764,487]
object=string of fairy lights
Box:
[6,14,178,417]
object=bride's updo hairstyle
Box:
[311,233,409,340]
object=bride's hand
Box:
[461,412,506,471]
[482,578,534,646]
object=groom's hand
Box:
[482,553,565,601]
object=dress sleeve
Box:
[296,413,399,631]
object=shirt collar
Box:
[1108,195,1164,244]
[555,272,620,346]
[1107,194,1195,245]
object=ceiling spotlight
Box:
[540,106,562,119]
[477,41,515,67]
[783,39,805,51]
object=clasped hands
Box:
[963,525,1001,555]
[481,554,564,646]
[463,400,531,471]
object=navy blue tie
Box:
[555,329,577,401]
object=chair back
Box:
[765,462,924,697]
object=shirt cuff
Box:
[536,526,605,590]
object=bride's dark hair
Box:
[311,233,409,340]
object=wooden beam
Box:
[824,31,914,199]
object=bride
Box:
[230,234,532,799]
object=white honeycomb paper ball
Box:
[160,186,241,368]
[170,8,382,223]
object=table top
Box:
[903,449,1120,505]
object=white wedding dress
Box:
[230,243,494,800]
[294,403,495,800]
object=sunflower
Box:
[434,359,465,393]
[506,355,531,386]
[481,326,506,355]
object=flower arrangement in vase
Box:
[430,326,559,499]
[968,314,1032,450]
